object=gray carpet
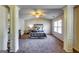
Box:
[17,35,65,53]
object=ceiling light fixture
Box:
[31,9,45,18]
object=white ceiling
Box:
[18,5,65,20]
[18,5,65,9]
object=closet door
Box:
[0,6,8,51]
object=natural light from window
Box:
[54,20,62,34]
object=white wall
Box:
[24,18,51,34]
[19,19,24,35]
[52,15,64,41]
[0,6,8,50]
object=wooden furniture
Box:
[21,34,30,39]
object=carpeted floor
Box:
[17,35,65,53]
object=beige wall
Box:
[24,18,51,34]
[52,15,64,41]
[74,6,79,51]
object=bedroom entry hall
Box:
[17,5,74,53]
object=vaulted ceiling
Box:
[18,5,65,20]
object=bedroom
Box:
[18,5,64,53]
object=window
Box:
[53,20,62,34]
[54,21,58,32]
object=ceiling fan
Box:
[30,9,45,18]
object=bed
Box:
[30,31,47,39]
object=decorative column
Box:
[63,6,74,52]
[9,6,20,52]
[0,6,8,51]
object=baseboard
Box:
[0,50,7,53]
[73,48,79,53]
[64,48,73,53]
[51,34,63,43]
[9,49,19,53]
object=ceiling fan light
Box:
[31,11,36,15]
[36,15,40,18]
[30,9,45,18]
